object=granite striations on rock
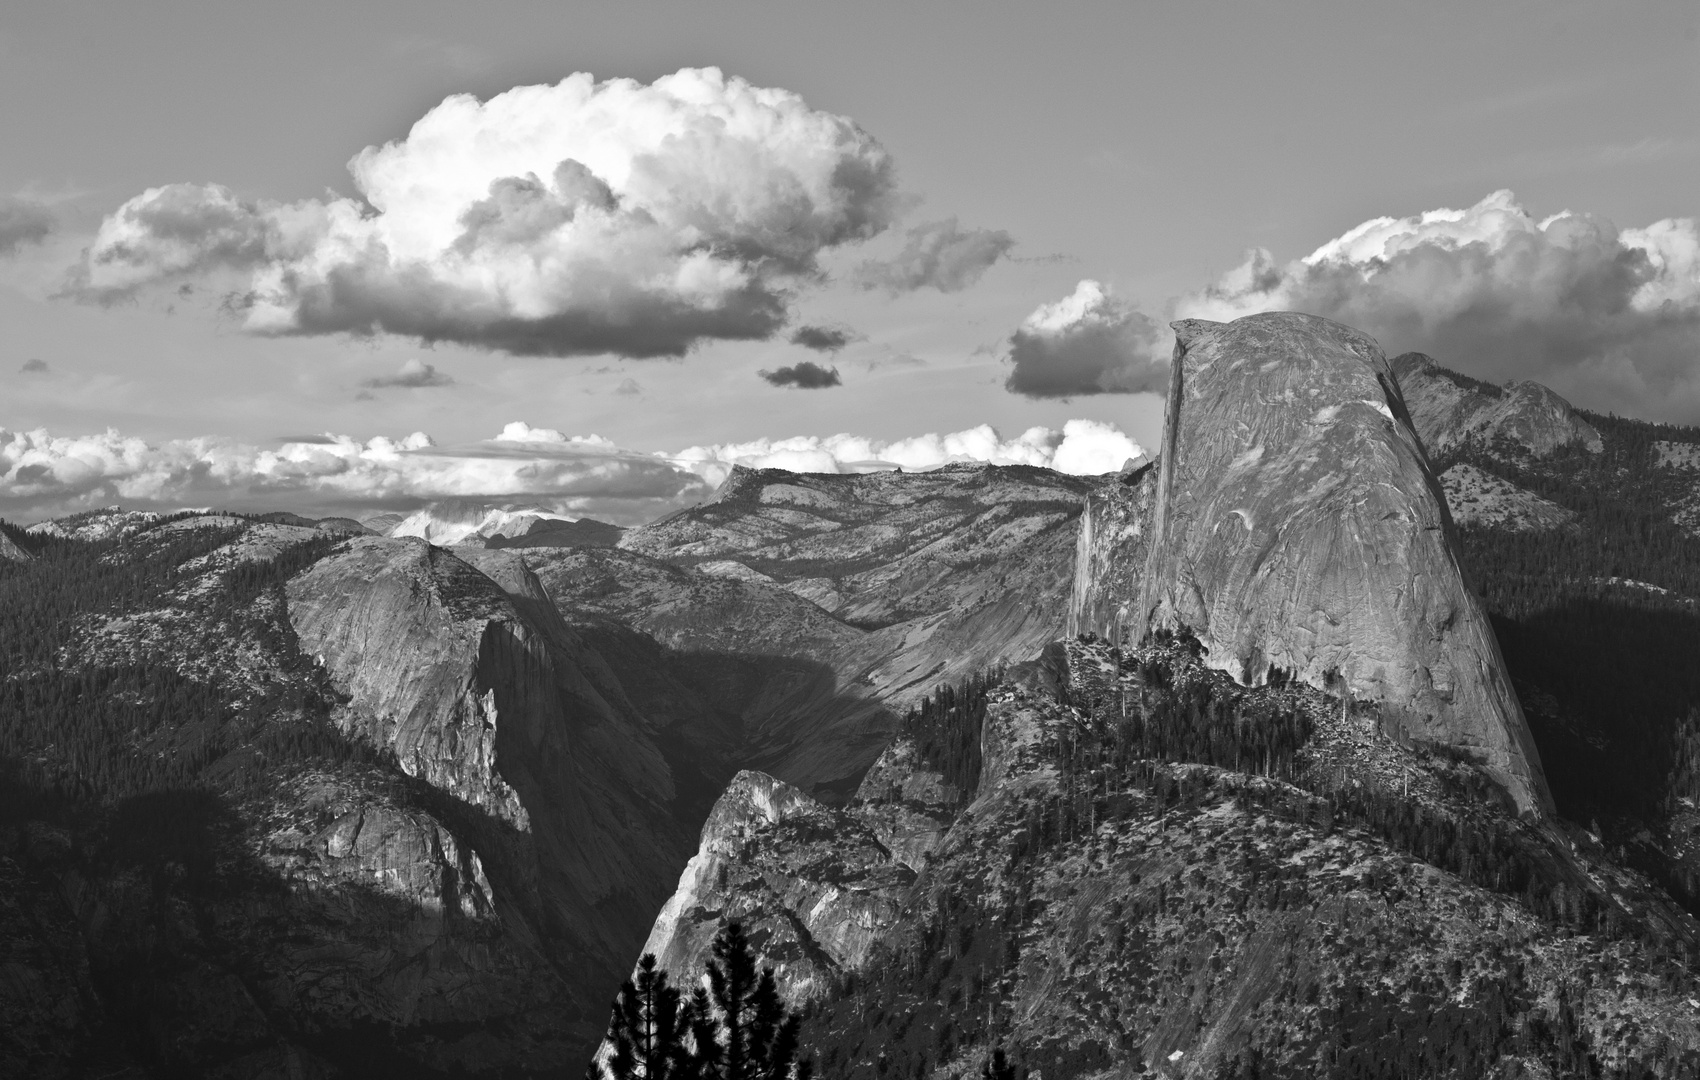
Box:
[1138,313,1551,816]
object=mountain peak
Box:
[1141,311,1551,815]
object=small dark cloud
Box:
[790,325,854,353]
[614,378,643,395]
[19,358,48,374]
[854,218,1015,293]
[0,197,54,256]
[359,358,455,390]
[276,434,339,445]
[759,361,842,389]
[865,350,926,371]
[1005,281,1169,399]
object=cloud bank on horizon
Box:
[1177,189,1700,420]
[73,68,901,358]
[0,419,1145,525]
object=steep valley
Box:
[7,313,1700,1078]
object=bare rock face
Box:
[24,506,160,542]
[1140,313,1551,815]
[850,737,961,870]
[637,771,913,1003]
[1067,465,1157,644]
[1391,352,1602,457]
[284,537,698,1035]
[287,537,532,827]
[0,530,28,561]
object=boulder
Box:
[1139,312,1551,816]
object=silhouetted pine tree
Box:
[694,923,811,1080]
[980,1046,1018,1080]
[601,954,693,1080]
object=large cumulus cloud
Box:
[1005,280,1169,398]
[1177,190,1700,420]
[1,418,1145,524]
[74,68,899,358]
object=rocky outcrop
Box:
[638,771,913,1003]
[1441,463,1577,531]
[1140,313,1550,816]
[284,537,702,1050]
[287,538,532,826]
[1067,465,1156,643]
[1391,352,1603,457]
[850,736,962,870]
[0,529,29,561]
[24,506,160,541]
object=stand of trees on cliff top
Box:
[595,923,813,1080]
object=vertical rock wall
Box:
[1067,467,1156,644]
[1137,312,1551,816]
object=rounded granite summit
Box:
[1139,311,1552,817]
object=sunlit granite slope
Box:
[1140,313,1551,815]
[1392,351,1603,457]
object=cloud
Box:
[2,418,1145,524]
[359,358,455,389]
[0,197,54,256]
[1176,189,1700,421]
[1005,280,1169,398]
[854,217,1015,293]
[614,378,643,395]
[672,418,1144,487]
[789,324,853,353]
[19,359,48,375]
[0,423,707,525]
[759,361,842,388]
[75,67,900,358]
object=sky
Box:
[1,0,1697,523]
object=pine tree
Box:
[601,954,693,1080]
[693,923,811,1080]
[980,1046,1017,1080]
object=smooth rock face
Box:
[1391,352,1602,457]
[1140,313,1551,815]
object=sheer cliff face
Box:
[285,537,693,1003]
[1067,468,1156,644]
[1391,351,1603,458]
[1141,313,1551,816]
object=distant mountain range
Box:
[4,312,1700,1077]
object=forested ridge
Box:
[802,636,1700,1079]
[1437,414,1700,905]
[0,518,384,819]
